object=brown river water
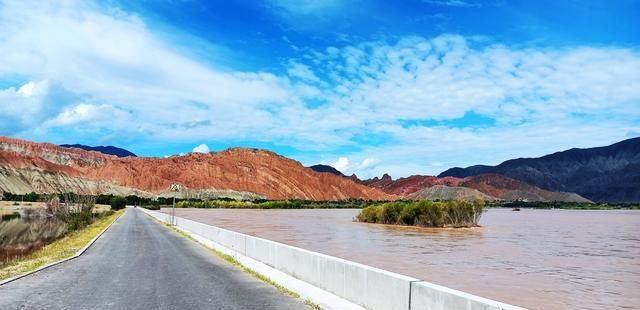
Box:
[161,208,640,310]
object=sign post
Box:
[170,184,180,226]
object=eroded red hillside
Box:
[361,172,590,202]
[460,174,590,202]
[361,174,466,196]
[0,137,393,201]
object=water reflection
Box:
[0,209,66,262]
[165,208,640,310]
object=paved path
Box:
[0,208,305,310]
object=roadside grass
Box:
[152,217,322,310]
[0,210,124,281]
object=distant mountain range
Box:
[359,173,589,202]
[309,138,640,203]
[309,164,590,202]
[59,144,137,158]
[1,136,636,202]
[438,137,640,203]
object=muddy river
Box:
[162,208,640,310]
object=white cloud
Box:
[359,158,379,169]
[287,61,320,82]
[326,157,380,177]
[0,80,57,133]
[44,103,131,127]
[192,144,210,153]
[17,81,36,97]
[294,35,640,127]
[0,0,293,140]
[332,157,349,171]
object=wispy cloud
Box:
[264,0,358,30]
[267,0,343,16]
[422,0,481,8]
[288,34,640,175]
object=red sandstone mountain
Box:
[361,174,465,196]
[459,174,590,202]
[0,137,393,201]
[361,173,590,202]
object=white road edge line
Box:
[0,209,126,286]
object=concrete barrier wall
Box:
[141,208,525,310]
[410,281,520,310]
[244,234,417,310]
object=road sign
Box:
[170,184,180,226]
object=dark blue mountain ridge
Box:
[438,137,640,203]
[59,144,137,158]
[308,164,345,176]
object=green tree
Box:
[109,196,127,210]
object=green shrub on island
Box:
[355,200,486,228]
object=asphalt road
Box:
[0,208,305,310]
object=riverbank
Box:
[489,200,640,210]
[0,209,123,281]
[159,198,640,211]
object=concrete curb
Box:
[0,209,125,286]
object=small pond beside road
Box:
[0,207,66,262]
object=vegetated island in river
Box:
[355,200,486,228]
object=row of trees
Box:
[489,200,640,210]
[1,191,130,212]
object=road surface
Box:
[0,208,305,310]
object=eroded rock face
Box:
[361,174,467,196]
[361,172,590,202]
[0,137,393,201]
[407,185,496,201]
[460,174,591,203]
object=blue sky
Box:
[1,0,639,178]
